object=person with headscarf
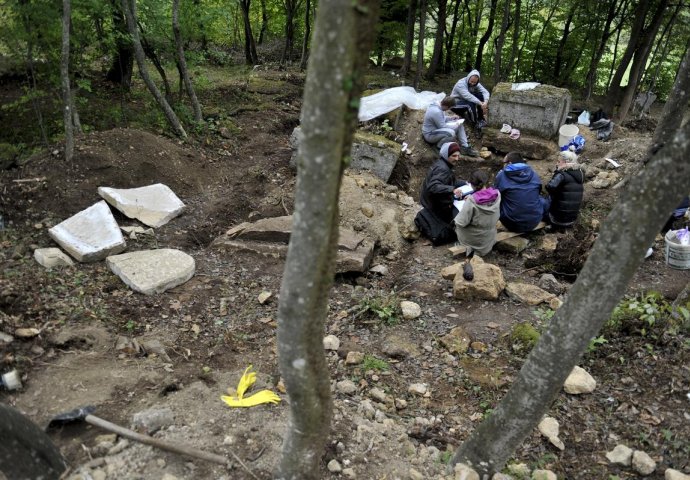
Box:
[415,142,469,244]
[422,96,479,156]
[545,149,585,229]
[451,69,491,128]
[494,151,550,233]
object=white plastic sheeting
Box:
[358,86,444,122]
[511,82,541,91]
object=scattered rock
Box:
[323,334,340,350]
[361,203,375,218]
[507,463,531,478]
[98,183,186,228]
[400,301,421,320]
[590,171,619,189]
[345,351,364,364]
[343,467,356,478]
[453,257,506,301]
[440,326,471,355]
[327,459,342,473]
[132,407,175,434]
[381,333,420,359]
[538,416,565,450]
[453,462,480,480]
[408,467,424,480]
[564,365,596,394]
[539,234,558,252]
[632,450,656,475]
[336,379,357,395]
[258,291,272,304]
[0,332,14,344]
[48,201,126,262]
[106,249,195,295]
[549,297,563,310]
[407,383,427,396]
[537,274,562,294]
[606,444,633,466]
[33,248,74,268]
[665,469,690,480]
[495,236,530,253]
[505,282,555,305]
[532,469,557,480]
[140,339,172,362]
[369,387,390,403]
[14,328,40,338]
[369,264,388,276]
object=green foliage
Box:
[533,307,555,324]
[357,290,400,326]
[362,354,388,371]
[606,291,671,336]
[587,335,608,353]
[510,322,540,352]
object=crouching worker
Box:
[494,152,550,233]
[454,170,501,281]
[415,142,468,245]
[545,150,585,229]
[422,96,478,157]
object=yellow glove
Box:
[221,365,281,408]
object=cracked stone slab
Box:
[98,183,185,228]
[106,249,195,294]
[48,201,126,262]
[34,248,75,268]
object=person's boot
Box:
[460,145,479,157]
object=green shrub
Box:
[510,322,540,352]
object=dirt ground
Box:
[1,68,689,480]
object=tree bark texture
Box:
[414,0,426,89]
[492,0,511,84]
[474,0,496,71]
[106,0,134,87]
[426,0,447,79]
[443,0,461,72]
[451,90,690,477]
[172,0,203,123]
[239,0,259,64]
[275,0,380,478]
[652,39,690,150]
[121,0,187,139]
[281,0,303,63]
[299,0,311,70]
[400,0,418,77]
[61,0,73,161]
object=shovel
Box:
[46,405,256,477]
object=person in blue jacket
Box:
[494,152,550,233]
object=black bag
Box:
[414,208,456,246]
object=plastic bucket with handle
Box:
[664,230,690,269]
[558,124,579,148]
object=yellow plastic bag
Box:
[221,365,281,408]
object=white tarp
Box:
[358,86,444,122]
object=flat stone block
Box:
[98,183,185,228]
[34,247,75,268]
[106,249,195,295]
[489,83,571,139]
[48,201,126,262]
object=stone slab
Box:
[290,127,400,182]
[489,83,571,139]
[33,247,75,268]
[98,183,185,228]
[48,200,126,262]
[449,222,546,256]
[106,249,195,295]
[482,128,556,160]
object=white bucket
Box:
[664,229,690,269]
[558,124,579,148]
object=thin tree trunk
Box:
[451,79,690,478]
[474,0,496,71]
[530,0,557,80]
[426,0,447,79]
[121,0,187,139]
[139,27,174,105]
[239,0,259,65]
[275,0,380,478]
[71,90,82,134]
[299,0,311,70]
[652,39,690,150]
[173,0,202,123]
[61,0,74,161]
[414,0,426,89]
[443,0,461,72]
[585,0,628,100]
[400,0,418,77]
[504,0,520,80]
[606,19,624,93]
[492,0,511,84]
[258,0,268,44]
[552,4,576,83]
[106,0,134,87]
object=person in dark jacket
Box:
[494,152,550,233]
[420,142,468,225]
[545,150,585,228]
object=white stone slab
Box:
[106,249,195,295]
[34,248,75,268]
[48,201,126,262]
[98,183,185,228]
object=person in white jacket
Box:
[451,69,490,128]
[422,96,478,156]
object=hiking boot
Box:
[477,119,487,129]
[460,146,479,157]
[462,260,474,281]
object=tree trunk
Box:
[492,0,511,84]
[299,0,311,70]
[239,0,259,65]
[121,0,187,139]
[414,0,426,89]
[584,0,627,100]
[552,4,576,83]
[275,0,380,478]
[530,1,557,80]
[615,0,669,123]
[105,0,134,88]
[400,0,418,77]
[450,55,690,477]
[474,0,496,71]
[426,0,447,79]
[139,28,174,105]
[504,0,520,80]
[258,0,268,44]
[443,0,461,72]
[652,39,690,150]
[281,0,303,64]
[173,0,202,123]
[61,0,73,162]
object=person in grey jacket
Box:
[454,170,501,257]
[422,96,478,156]
[451,69,490,128]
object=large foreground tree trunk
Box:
[450,62,690,475]
[121,0,187,139]
[651,39,690,151]
[275,0,380,478]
